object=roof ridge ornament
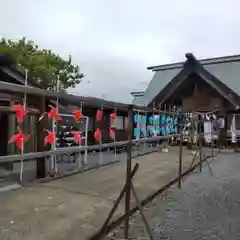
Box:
[185,53,197,63]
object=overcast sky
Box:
[1,0,240,103]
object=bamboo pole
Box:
[52,76,59,174]
[178,112,183,188]
[0,135,174,164]
[124,105,133,238]
[135,110,140,155]
[84,116,89,165]
[96,164,139,238]
[37,96,46,178]
[113,108,117,161]
[78,102,83,169]
[130,182,154,240]
[19,69,28,182]
[99,106,103,165]
[198,117,203,172]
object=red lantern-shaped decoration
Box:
[44,130,56,146]
[110,112,116,121]
[96,109,103,121]
[72,110,84,122]
[11,104,28,123]
[94,128,101,142]
[71,131,83,145]
[109,128,115,139]
[47,106,62,121]
[8,127,29,150]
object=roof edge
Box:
[130,91,145,96]
[147,53,240,72]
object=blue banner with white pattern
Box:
[133,111,179,138]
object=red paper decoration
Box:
[109,128,115,138]
[110,112,116,121]
[94,128,101,142]
[72,110,84,122]
[11,104,28,123]
[71,131,82,145]
[96,109,103,121]
[47,106,62,121]
[8,127,29,150]
[44,130,56,146]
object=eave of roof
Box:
[147,53,240,110]
[130,91,145,97]
[0,55,130,111]
[0,54,42,88]
[147,53,240,71]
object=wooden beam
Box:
[195,67,239,109]
[124,104,133,237]
[0,135,173,164]
[0,66,25,85]
[0,66,41,88]
[150,65,193,107]
[0,80,177,114]
[0,92,18,101]
[36,97,47,178]
[0,106,39,114]
[0,80,129,110]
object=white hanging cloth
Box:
[231,114,236,143]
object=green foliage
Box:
[0,37,84,89]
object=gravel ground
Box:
[107,152,240,240]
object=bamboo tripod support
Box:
[89,163,154,240]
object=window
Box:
[111,116,123,129]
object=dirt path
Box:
[0,147,194,240]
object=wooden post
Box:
[95,164,139,239]
[124,104,133,238]
[198,116,203,172]
[123,115,126,130]
[6,100,15,170]
[8,100,15,155]
[91,111,96,145]
[178,113,183,188]
[224,114,228,148]
[36,96,47,178]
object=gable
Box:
[145,55,240,107]
[145,67,181,105]
[147,56,240,109]
[204,61,240,96]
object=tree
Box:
[0,37,84,89]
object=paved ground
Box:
[109,152,240,240]
[0,147,194,240]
